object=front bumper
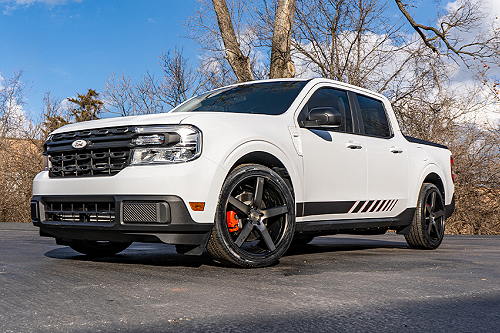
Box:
[31,195,214,251]
[32,156,227,223]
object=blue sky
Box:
[1,0,491,119]
[0,0,199,116]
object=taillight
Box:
[450,156,455,183]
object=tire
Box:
[207,164,295,268]
[68,240,132,257]
[405,183,445,249]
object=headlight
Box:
[130,125,202,165]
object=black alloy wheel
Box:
[405,183,445,249]
[207,164,295,267]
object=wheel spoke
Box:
[434,210,445,218]
[234,222,254,247]
[253,177,265,208]
[426,204,432,216]
[427,219,433,234]
[228,196,250,215]
[431,221,440,236]
[261,205,288,219]
[429,192,436,211]
[256,222,276,251]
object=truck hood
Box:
[51,112,193,134]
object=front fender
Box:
[219,140,304,203]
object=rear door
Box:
[354,93,409,217]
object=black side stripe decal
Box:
[375,200,387,212]
[351,201,365,213]
[381,200,392,211]
[303,201,356,217]
[296,199,400,217]
[370,200,383,212]
[361,200,375,213]
[388,199,398,211]
[296,202,304,217]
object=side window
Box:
[300,87,353,133]
[357,94,391,138]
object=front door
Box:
[297,86,368,221]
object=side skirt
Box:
[295,208,416,236]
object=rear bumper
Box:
[445,194,455,219]
[31,195,213,248]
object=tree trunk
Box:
[269,0,296,79]
[212,0,254,82]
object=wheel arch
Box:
[229,152,294,195]
[220,141,304,202]
[422,172,445,199]
[413,163,449,206]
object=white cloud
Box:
[1,97,31,138]
[0,0,79,5]
[485,0,500,17]
[0,0,82,15]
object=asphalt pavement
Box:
[1,222,499,333]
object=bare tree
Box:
[0,70,42,223]
[104,48,203,116]
[395,0,500,66]
[189,0,499,88]
[269,0,296,78]
[132,72,167,114]
[105,72,166,116]
[292,0,406,87]
[41,91,69,141]
[158,47,204,107]
[0,70,30,140]
[212,0,255,82]
[104,72,135,116]
[188,0,296,82]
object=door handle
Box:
[390,146,403,154]
[346,141,363,149]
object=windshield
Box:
[171,81,308,115]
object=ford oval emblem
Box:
[72,139,88,149]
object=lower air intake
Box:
[44,202,115,224]
[122,202,170,224]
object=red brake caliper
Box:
[226,211,240,232]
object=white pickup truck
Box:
[32,78,455,267]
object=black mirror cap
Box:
[301,107,342,128]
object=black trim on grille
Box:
[46,126,136,178]
[45,125,186,178]
[45,201,115,224]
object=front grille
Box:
[44,201,115,224]
[46,126,135,177]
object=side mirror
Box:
[302,107,342,128]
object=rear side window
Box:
[357,94,391,138]
[302,88,353,133]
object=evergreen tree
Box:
[67,89,103,122]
